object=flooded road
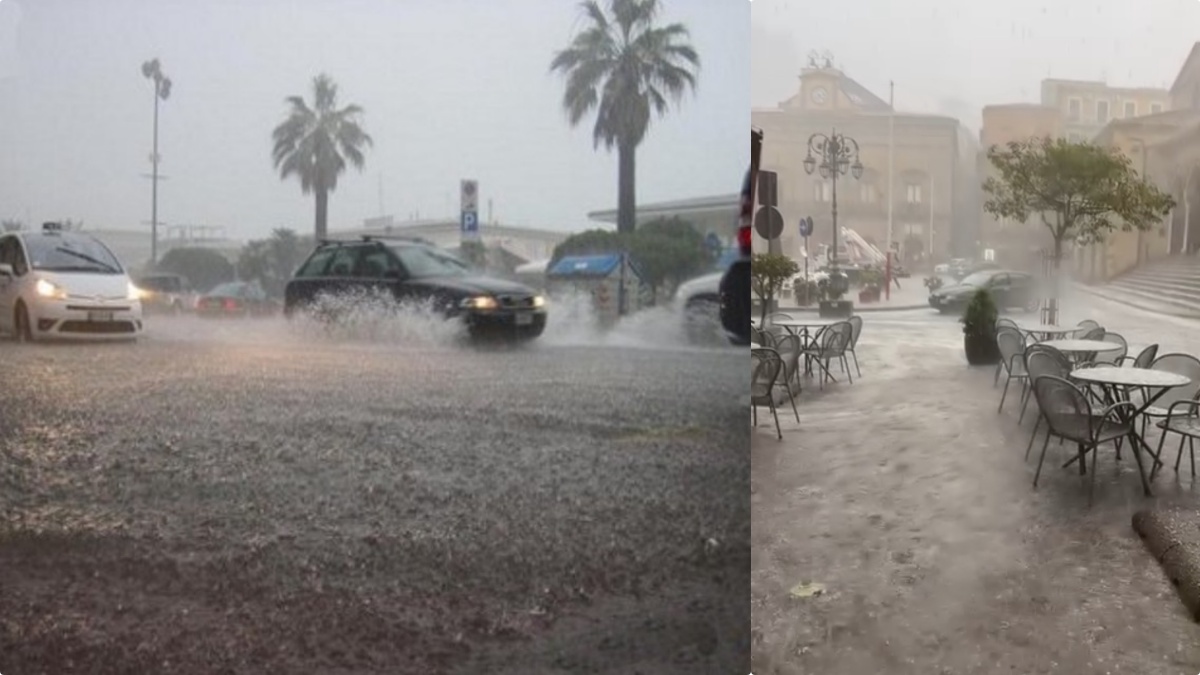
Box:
[752,292,1200,675]
[0,312,749,674]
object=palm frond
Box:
[551,0,698,151]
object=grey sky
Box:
[753,0,1200,131]
[0,0,747,240]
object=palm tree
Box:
[550,0,699,235]
[271,74,373,240]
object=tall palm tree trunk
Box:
[617,140,637,235]
[315,189,329,241]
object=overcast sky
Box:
[0,0,747,240]
[753,0,1200,132]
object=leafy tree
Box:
[551,229,626,263]
[628,216,708,302]
[751,253,799,324]
[550,0,700,235]
[237,228,313,298]
[272,74,373,240]
[551,219,709,303]
[983,137,1175,266]
[156,247,235,293]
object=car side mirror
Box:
[384,269,404,280]
[0,263,12,277]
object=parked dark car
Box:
[719,127,760,346]
[928,269,1041,314]
[283,236,547,340]
[195,281,279,318]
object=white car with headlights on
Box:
[0,223,143,342]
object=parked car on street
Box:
[195,281,280,318]
[283,236,547,340]
[0,222,143,341]
[928,269,1041,314]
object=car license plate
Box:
[515,312,533,326]
[88,311,114,322]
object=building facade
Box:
[976,104,1062,268]
[750,57,978,267]
[979,76,1178,280]
[1040,79,1170,143]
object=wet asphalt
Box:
[0,308,749,674]
[753,289,1200,675]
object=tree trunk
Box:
[617,141,636,235]
[315,189,329,241]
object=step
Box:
[1127,271,1200,285]
[1083,283,1200,317]
[1111,277,1200,301]
[1109,282,1200,308]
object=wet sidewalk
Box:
[751,328,1200,674]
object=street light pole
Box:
[142,59,171,267]
[803,128,864,299]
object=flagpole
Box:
[929,174,935,258]
[886,80,895,299]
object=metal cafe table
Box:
[771,318,843,346]
[1039,339,1121,364]
[1068,365,1192,497]
[1017,323,1076,342]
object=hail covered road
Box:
[0,309,749,674]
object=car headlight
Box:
[36,278,66,299]
[128,283,147,300]
[531,295,545,309]
[460,295,498,310]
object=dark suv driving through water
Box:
[283,236,548,340]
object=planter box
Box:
[858,288,881,304]
[818,300,854,318]
[964,334,1001,366]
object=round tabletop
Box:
[1071,365,1192,388]
[773,318,844,328]
[1038,339,1122,353]
[1018,324,1075,335]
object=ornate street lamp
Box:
[142,59,172,266]
[803,129,864,296]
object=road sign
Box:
[799,216,813,238]
[461,210,479,235]
[753,206,784,240]
[460,180,478,212]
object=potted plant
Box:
[792,276,817,306]
[857,267,883,303]
[818,270,853,318]
[961,288,1001,365]
[751,253,800,324]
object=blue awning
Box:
[547,254,622,278]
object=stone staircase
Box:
[1079,257,1200,318]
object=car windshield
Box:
[25,235,122,274]
[958,271,996,287]
[388,245,471,278]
